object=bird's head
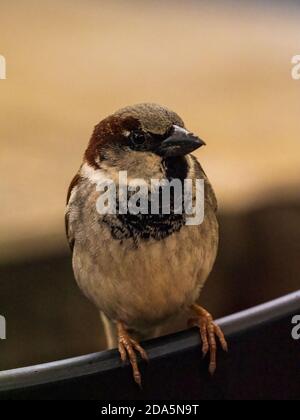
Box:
[84,103,205,179]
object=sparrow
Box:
[65,103,227,387]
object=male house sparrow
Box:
[65,103,227,386]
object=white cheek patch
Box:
[81,162,125,187]
[80,162,110,185]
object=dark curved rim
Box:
[0,291,299,392]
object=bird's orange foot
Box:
[188,305,228,375]
[117,322,148,388]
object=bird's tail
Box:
[100,312,118,349]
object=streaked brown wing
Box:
[65,173,81,252]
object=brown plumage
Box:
[65,103,227,386]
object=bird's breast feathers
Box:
[66,155,218,330]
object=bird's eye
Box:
[129,131,146,146]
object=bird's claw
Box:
[117,322,148,388]
[188,305,228,375]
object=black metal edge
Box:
[0,290,299,392]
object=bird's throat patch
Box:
[99,156,190,244]
[101,197,186,245]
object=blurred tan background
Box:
[0,0,300,370]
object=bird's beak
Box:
[157,125,206,157]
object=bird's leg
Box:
[117,321,149,388]
[188,304,228,375]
